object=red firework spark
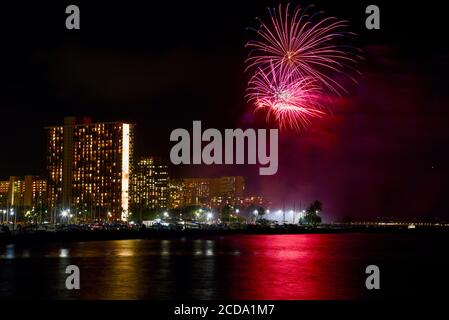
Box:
[247,63,324,132]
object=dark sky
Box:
[1,1,448,221]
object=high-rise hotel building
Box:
[130,157,169,210]
[46,117,134,221]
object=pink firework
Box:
[245,3,359,131]
[246,3,359,95]
[247,63,324,131]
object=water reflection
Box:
[59,249,69,258]
[222,235,362,299]
[160,239,170,256]
[1,233,445,299]
[92,240,146,299]
[5,244,15,259]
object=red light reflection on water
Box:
[223,234,363,299]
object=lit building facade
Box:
[3,176,24,207]
[182,178,212,207]
[210,176,245,198]
[24,176,47,209]
[171,176,246,208]
[0,180,8,208]
[0,176,47,217]
[237,195,268,208]
[168,179,184,209]
[131,156,169,210]
[46,117,134,221]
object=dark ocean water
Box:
[0,233,448,299]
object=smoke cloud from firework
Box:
[245,3,360,131]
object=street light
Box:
[9,208,16,230]
[253,210,259,224]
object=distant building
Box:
[237,195,268,208]
[46,117,134,221]
[170,176,245,208]
[183,178,212,207]
[0,176,24,208]
[131,156,169,210]
[210,195,235,208]
[0,176,47,212]
[210,176,245,198]
[0,180,8,208]
[209,176,245,208]
[29,176,47,210]
[168,178,184,209]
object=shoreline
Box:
[2,226,449,244]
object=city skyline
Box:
[0,116,271,223]
[1,1,448,221]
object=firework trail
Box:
[245,3,360,131]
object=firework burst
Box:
[246,3,359,95]
[247,63,324,132]
[245,3,360,131]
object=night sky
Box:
[1,1,448,221]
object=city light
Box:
[121,123,130,221]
